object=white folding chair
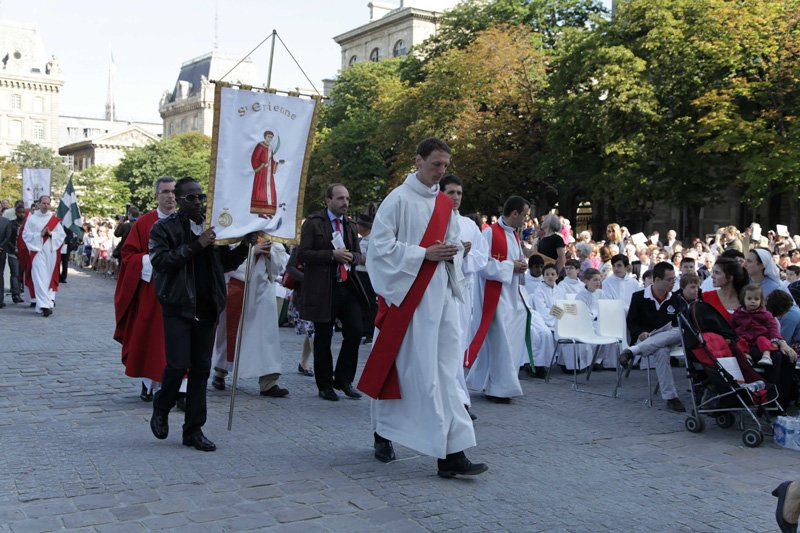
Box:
[594,299,627,394]
[545,299,619,391]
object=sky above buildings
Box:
[0,0,612,124]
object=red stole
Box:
[28,215,62,292]
[357,192,453,400]
[464,222,513,368]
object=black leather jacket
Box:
[149,213,248,320]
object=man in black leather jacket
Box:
[148,177,257,452]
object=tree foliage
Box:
[73,165,130,217]
[9,141,71,200]
[115,132,211,211]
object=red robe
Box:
[250,141,278,215]
[113,210,166,382]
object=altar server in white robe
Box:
[439,175,488,416]
[553,258,593,369]
[22,196,65,316]
[465,196,530,403]
[359,137,486,478]
[575,268,618,369]
[522,258,556,375]
[211,240,289,396]
[602,254,641,311]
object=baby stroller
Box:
[679,300,783,447]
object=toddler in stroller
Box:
[680,300,783,447]
[731,284,782,367]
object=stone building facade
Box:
[333,0,459,70]
[0,21,64,157]
[58,124,160,171]
[159,51,260,138]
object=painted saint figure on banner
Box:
[250,130,284,216]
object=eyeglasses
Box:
[177,194,207,203]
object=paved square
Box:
[0,267,795,532]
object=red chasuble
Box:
[463,222,510,368]
[250,142,278,215]
[357,192,453,400]
[113,210,166,382]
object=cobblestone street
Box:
[0,266,797,532]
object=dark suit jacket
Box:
[627,289,681,342]
[296,209,368,323]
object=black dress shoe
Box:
[465,405,477,421]
[211,375,225,390]
[374,438,395,463]
[140,383,153,402]
[297,363,314,377]
[0,303,5,309]
[182,431,216,452]
[150,411,168,440]
[335,383,362,399]
[42,308,52,317]
[318,388,340,401]
[29,302,35,308]
[12,297,22,304]
[260,385,289,397]
[437,452,488,478]
[485,394,510,404]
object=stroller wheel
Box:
[685,416,704,433]
[742,428,763,448]
[715,413,735,429]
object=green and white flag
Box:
[56,175,83,239]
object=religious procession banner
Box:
[22,168,51,210]
[207,82,320,244]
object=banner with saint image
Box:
[207,82,320,244]
[22,168,51,210]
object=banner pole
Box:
[227,243,254,431]
[266,29,277,89]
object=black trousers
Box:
[356,271,377,339]
[60,252,69,282]
[154,315,216,436]
[313,282,363,391]
[0,252,5,304]
[7,254,19,299]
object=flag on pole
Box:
[57,175,83,239]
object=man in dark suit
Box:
[297,184,368,401]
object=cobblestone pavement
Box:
[1,266,798,532]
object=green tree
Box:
[307,60,407,213]
[73,165,130,217]
[0,156,20,203]
[115,132,211,211]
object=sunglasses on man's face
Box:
[178,194,207,203]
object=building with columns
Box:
[333,0,460,71]
[159,51,260,138]
[0,21,64,157]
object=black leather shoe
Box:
[374,440,395,463]
[29,302,35,308]
[666,398,686,413]
[182,431,216,452]
[0,303,5,309]
[42,308,52,317]
[12,297,22,304]
[297,364,314,377]
[619,348,634,368]
[335,383,362,399]
[465,406,477,421]
[211,375,225,391]
[485,395,510,404]
[260,385,289,397]
[140,383,153,402]
[150,411,168,440]
[318,388,340,401]
[437,452,488,478]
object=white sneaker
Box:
[758,354,773,367]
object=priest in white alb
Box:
[358,137,487,478]
[438,174,488,420]
[464,196,530,403]
[22,195,65,317]
[211,239,290,396]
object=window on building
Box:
[169,122,175,136]
[180,118,188,132]
[8,120,22,139]
[369,48,380,62]
[10,94,21,110]
[349,55,358,66]
[393,40,407,57]
[33,122,45,140]
[192,114,200,130]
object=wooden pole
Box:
[227,243,254,430]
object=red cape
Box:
[113,210,166,382]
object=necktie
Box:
[335,218,348,281]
